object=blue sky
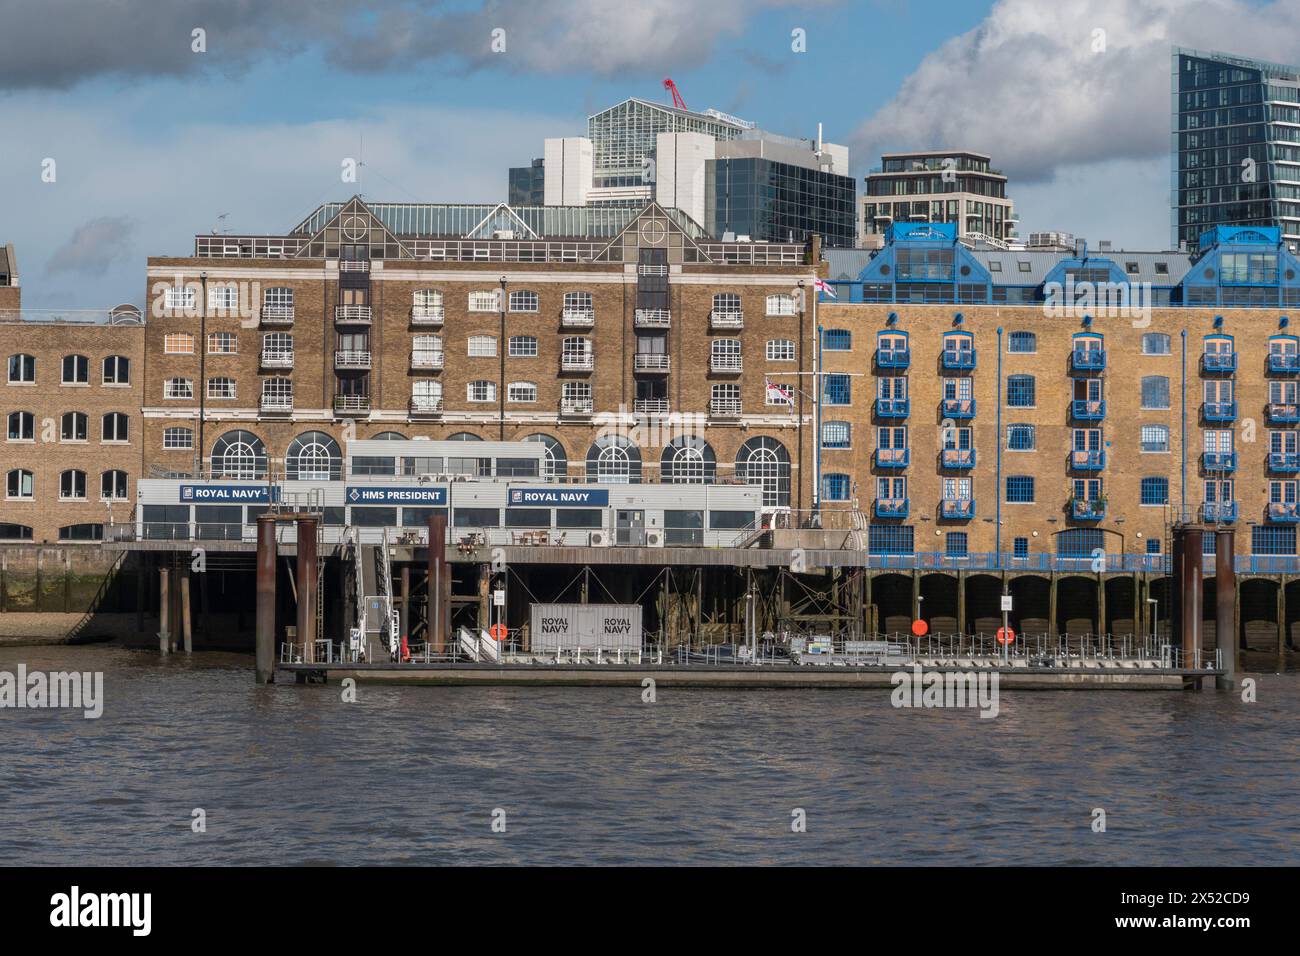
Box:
[1,0,1297,310]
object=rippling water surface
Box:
[1,645,1297,865]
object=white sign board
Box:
[493,590,505,607]
[1000,595,1014,612]
[529,604,643,651]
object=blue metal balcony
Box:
[1267,502,1300,522]
[1201,502,1238,522]
[1071,399,1106,420]
[1268,403,1300,424]
[940,498,975,519]
[874,448,910,469]
[940,448,976,469]
[1071,349,1106,372]
[941,348,976,371]
[1070,498,1106,521]
[1202,352,1237,373]
[874,498,910,519]
[876,348,910,369]
[874,397,910,419]
[1202,452,1237,472]
[1268,452,1300,472]
[940,398,975,419]
[1069,449,1106,471]
[1202,401,1237,422]
[1268,353,1300,374]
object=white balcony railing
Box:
[259,305,294,324]
[561,308,595,327]
[260,350,294,369]
[335,305,372,324]
[634,398,670,416]
[710,309,744,329]
[560,397,594,416]
[409,397,444,415]
[634,309,671,329]
[411,350,444,369]
[338,260,370,272]
[637,264,668,277]
[710,355,743,373]
[335,350,372,369]
[561,353,594,371]
[259,394,293,412]
[710,398,743,417]
[411,305,445,325]
[634,353,670,372]
[333,395,370,414]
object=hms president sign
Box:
[346,486,447,505]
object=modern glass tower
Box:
[1172,47,1300,251]
[588,98,749,188]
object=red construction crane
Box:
[663,77,688,111]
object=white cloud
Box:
[852,0,1300,183]
[0,97,569,309]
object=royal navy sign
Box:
[508,488,609,507]
[180,484,278,503]
[346,486,447,505]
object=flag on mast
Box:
[813,277,837,299]
[766,380,795,410]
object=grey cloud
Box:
[46,216,135,277]
[0,0,827,89]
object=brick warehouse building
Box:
[1,243,146,544]
[140,198,820,514]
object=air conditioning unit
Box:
[492,229,516,240]
[645,530,664,548]
[589,530,611,547]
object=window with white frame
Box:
[468,291,498,312]
[6,469,33,500]
[261,377,292,405]
[822,421,851,448]
[263,287,293,310]
[208,286,239,311]
[7,411,34,441]
[163,378,193,400]
[163,427,193,449]
[562,337,592,363]
[508,382,537,403]
[713,292,741,313]
[563,381,591,403]
[164,287,195,311]
[206,377,236,400]
[412,380,442,407]
[563,291,592,312]
[509,290,539,312]
[766,339,795,361]
[262,332,292,357]
[102,355,130,385]
[467,380,496,403]
[414,289,443,310]
[712,383,740,404]
[60,469,86,500]
[102,412,129,443]
[711,338,741,370]
[468,335,497,357]
[413,334,442,360]
[8,353,35,383]
[101,470,128,500]
[766,294,796,316]
[208,332,237,354]
[1205,429,1233,454]
[62,354,89,385]
[1140,424,1169,453]
[508,335,537,357]
[163,332,194,354]
[61,411,87,442]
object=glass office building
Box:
[508,158,546,206]
[707,156,856,247]
[1173,47,1300,251]
[588,98,748,188]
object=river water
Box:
[0,644,1296,865]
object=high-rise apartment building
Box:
[1172,47,1300,252]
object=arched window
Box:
[286,431,342,480]
[210,430,267,479]
[586,435,642,484]
[447,432,484,441]
[61,411,87,442]
[102,412,129,442]
[507,382,537,403]
[59,523,103,542]
[8,353,35,383]
[61,354,89,384]
[7,411,34,441]
[1142,332,1171,355]
[60,469,86,500]
[0,523,33,541]
[736,436,791,507]
[822,474,851,501]
[523,434,567,480]
[101,470,128,500]
[102,355,130,385]
[371,431,407,441]
[6,469,33,500]
[661,436,716,484]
